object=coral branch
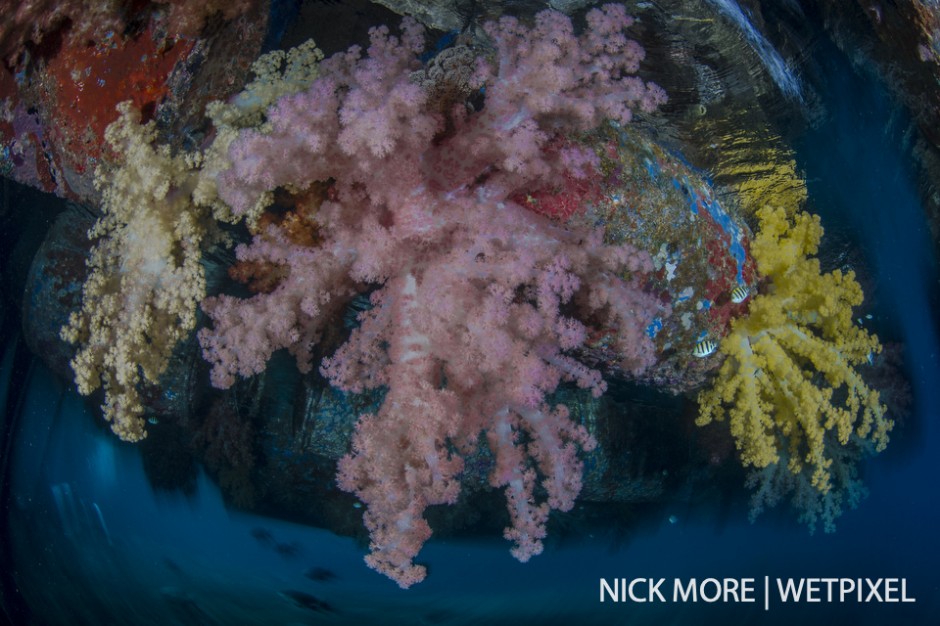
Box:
[199,6,665,586]
[61,103,210,441]
[697,206,892,496]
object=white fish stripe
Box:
[692,339,718,357]
[730,285,750,304]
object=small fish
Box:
[279,590,335,614]
[730,285,750,304]
[250,527,275,547]
[304,567,339,583]
[692,338,718,358]
[147,416,159,425]
[275,541,302,558]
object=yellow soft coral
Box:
[697,206,892,493]
[61,102,210,441]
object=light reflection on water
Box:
[705,0,803,102]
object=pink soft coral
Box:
[200,5,665,587]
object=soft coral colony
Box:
[62,4,892,587]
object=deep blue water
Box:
[2,21,939,626]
